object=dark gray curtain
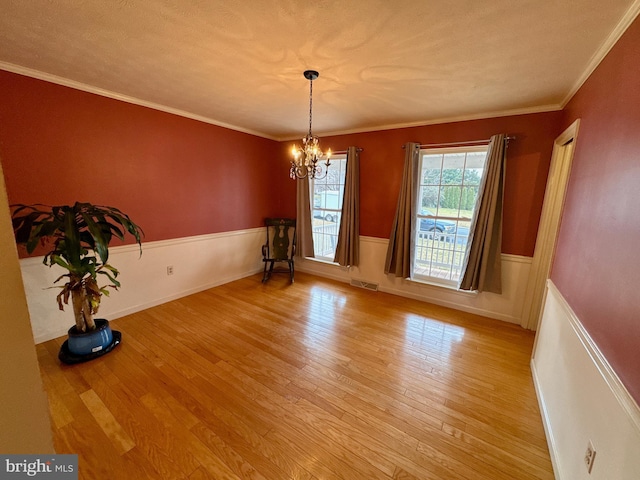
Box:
[296,175,314,258]
[334,147,360,266]
[459,134,507,293]
[384,142,420,277]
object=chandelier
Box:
[290,70,331,180]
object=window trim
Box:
[308,154,348,262]
[412,144,489,288]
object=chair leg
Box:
[289,260,295,283]
[262,261,271,282]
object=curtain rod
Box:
[331,147,364,155]
[402,136,515,149]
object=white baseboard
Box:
[99,265,263,329]
[297,236,532,324]
[376,282,519,323]
[531,357,562,480]
[532,280,640,479]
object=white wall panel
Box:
[297,236,532,324]
[24,232,531,342]
[532,281,640,479]
[21,228,265,343]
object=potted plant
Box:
[11,202,143,364]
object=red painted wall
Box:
[1,70,560,259]
[0,71,281,248]
[553,16,640,402]
[280,112,562,256]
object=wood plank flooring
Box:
[37,272,554,479]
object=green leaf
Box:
[81,212,110,264]
[102,263,119,276]
[97,269,121,288]
[11,202,143,314]
[63,208,82,267]
[50,254,71,271]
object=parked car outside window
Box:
[419,209,456,233]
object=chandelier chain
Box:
[290,70,331,180]
[308,79,313,137]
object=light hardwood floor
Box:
[37,272,554,480]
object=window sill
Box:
[408,276,478,296]
[304,256,338,266]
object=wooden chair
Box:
[262,218,296,283]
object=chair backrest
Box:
[264,218,296,261]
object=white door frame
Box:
[521,119,580,330]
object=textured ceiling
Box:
[0,0,638,140]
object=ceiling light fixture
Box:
[290,70,331,180]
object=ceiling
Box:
[0,0,638,140]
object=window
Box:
[413,146,488,287]
[310,155,347,261]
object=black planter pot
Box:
[58,319,121,364]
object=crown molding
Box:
[561,0,640,107]
[6,0,639,151]
[0,62,278,141]
[0,62,563,143]
[278,104,563,141]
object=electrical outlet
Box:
[584,440,596,474]
[166,265,174,276]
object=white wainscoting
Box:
[532,280,640,480]
[297,236,532,324]
[22,231,530,344]
[21,228,265,344]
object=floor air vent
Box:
[350,279,379,291]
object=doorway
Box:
[521,119,579,330]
